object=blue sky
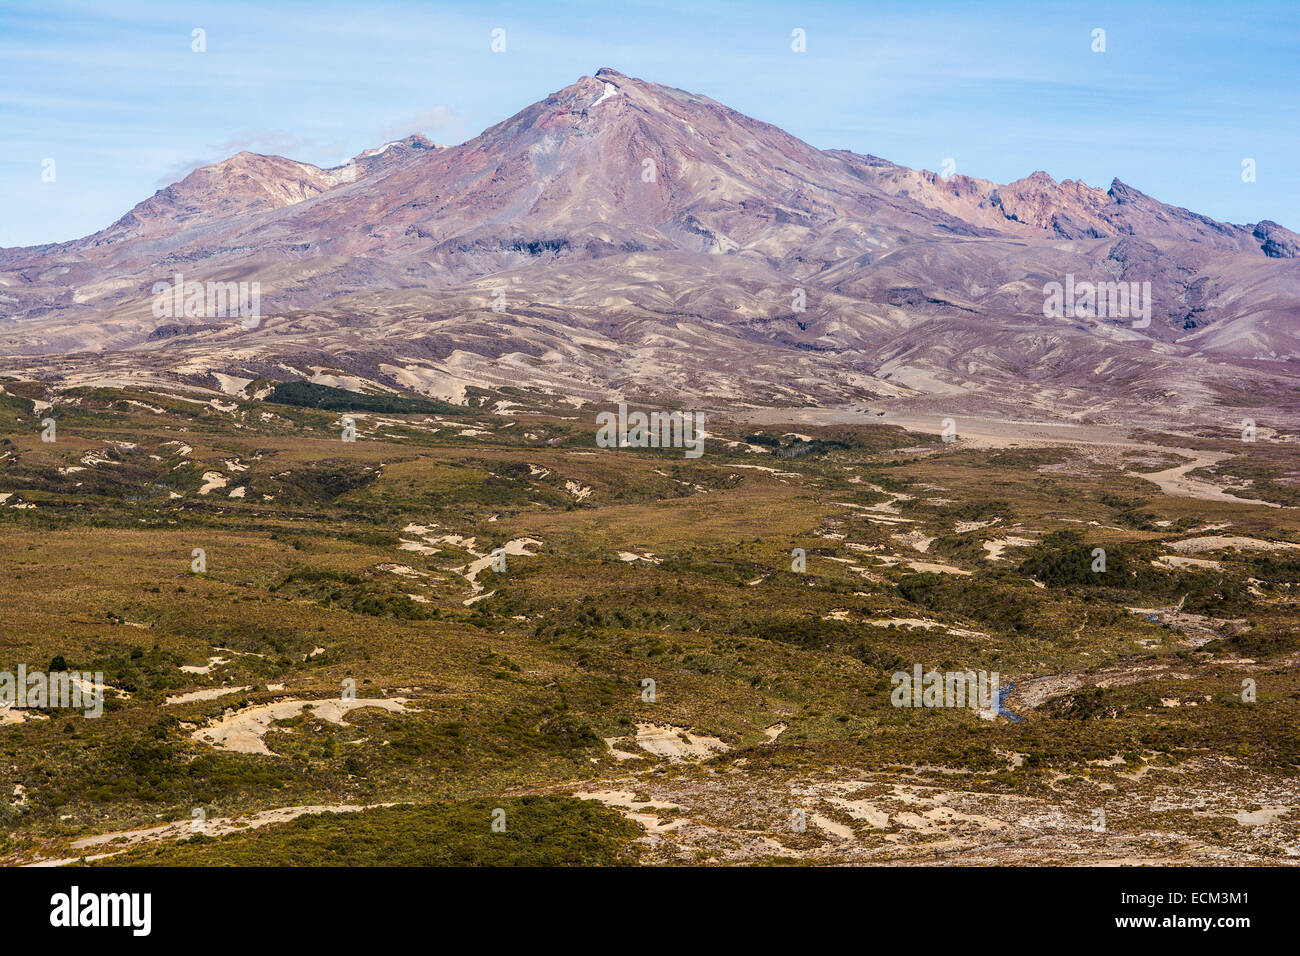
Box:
[2,0,1297,247]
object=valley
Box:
[1,60,1298,870]
[1,379,1296,865]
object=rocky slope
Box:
[1,68,1297,424]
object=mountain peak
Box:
[352,133,439,164]
[1108,178,1148,204]
[3,65,1295,367]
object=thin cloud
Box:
[152,156,209,188]
[211,130,340,157]
[379,105,467,144]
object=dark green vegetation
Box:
[98,798,641,866]
[1,378,1298,864]
[266,380,465,416]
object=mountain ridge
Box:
[1,68,1297,427]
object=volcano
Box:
[2,68,1298,424]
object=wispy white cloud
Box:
[379,105,468,144]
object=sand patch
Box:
[574,790,686,834]
[180,656,228,675]
[1168,535,1299,554]
[892,530,934,553]
[61,803,392,860]
[618,551,662,564]
[982,536,1038,561]
[811,814,855,840]
[564,480,592,500]
[1132,453,1279,507]
[1231,806,1290,826]
[611,723,731,762]
[1,705,48,725]
[905,561,971,576]
[165,685,250,705]
[192,697,410,755]
[1154,554,1222,571]
[398,527,540,595]
[955,519,1000,533]
[377,563,428,577]
[867,617,989,639]
[198,472,228,495]
[602,737,644,761]
[462,538,542,590]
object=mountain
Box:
[1,68,1298,424]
